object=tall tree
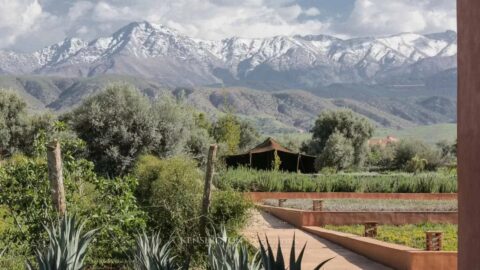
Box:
[304,110,374,168]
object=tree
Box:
[66,84,158,176]
[304,110,374,168]
[211,113,241,154]
[0,91,29,157]
[239,120,260,150]
[211,114,259,154]
[316,131,354,170]
[151,97,210,160]
[393,139,443,171]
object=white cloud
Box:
[304,7,321,16]
[0,0,44,48]
[337,0,456,37]
[0,0,457,51]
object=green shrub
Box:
[0,154,146,264]
[135,155,253,264]
[210,190,253,232]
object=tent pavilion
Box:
[225,137,317,173]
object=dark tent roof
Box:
[249,137,295,154]
[225,137,317,173]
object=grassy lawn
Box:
[262,199,457,212]
[325,223,457,251]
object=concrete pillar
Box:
[458,0,480,268]
[278,199,287,207]
[426,231,443,251]
[364,222,378,238]
[312,199,324,211]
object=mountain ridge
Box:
[0,21,457,90]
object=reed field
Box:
[215,168,457,193]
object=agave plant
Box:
[258,234,333,270]
[132,232,183,270]
[26,214,98,270]
[208,227,261,270]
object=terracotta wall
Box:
[260,205,458,226]
[246,192,457,202]
[302,226,457,270]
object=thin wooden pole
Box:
[46,139,66,216]
[296,153,301,173]
[200,144,217,236]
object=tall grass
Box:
[215,168,457,193]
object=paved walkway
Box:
[241,210,391,270]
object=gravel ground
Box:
[262,198,458,212]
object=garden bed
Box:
[324,223,457,251]
[262,198,458,212]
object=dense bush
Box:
[393,139,443,171]
[0,154,146,264]
[134,155,253,262]
[216,167,457,193]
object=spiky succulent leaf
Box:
[26,214,97,270]
[132,232,181,270]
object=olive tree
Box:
[67,84,158,176]
[151,97,211,162]
[316,131,354,171]
[0,91,30,157]
[304,110,374,169]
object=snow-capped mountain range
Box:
[0,21,457,89]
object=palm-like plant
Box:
[208,228,261,270]
[26,214,97,270]
[132,232,182,270]
[258,234,333,270]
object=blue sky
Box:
[0,0,456,51]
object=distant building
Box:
[225,137,317,173]
[368,135,399,147]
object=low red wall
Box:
[302,226,457,270]
[260,205,458,226]
[246,192,457,202]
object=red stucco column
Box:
[458,0,480,269]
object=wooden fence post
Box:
[364,222,378,238]
[200,144,217,236]
[47,139,66,216]
[426,231,443,251]
[312,199,324,211]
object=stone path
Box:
[241,210,392,270]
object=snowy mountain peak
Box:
[0,21,457,88]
